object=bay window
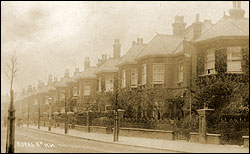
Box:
[141,64,147,85]
[122,70,126,88]
[84,84,91,96]
[177,60,184,82]
[131,68,138,87]
[205,49,215,75]
[153,63,164,84]
[105,76,114,92]
[227,47,242,73]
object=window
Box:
[227,47,242,73]
[153,63,164,83]
[105,76,114,92]
[131,68,138,87]
[84,84,91,96]
[73,86,77,96]
[177,60,184,82]
[205,49,215,74]
[121,70,126,88]
[98,77,101,92]
[60,90,65,101]
[141,64,147,84]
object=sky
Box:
[1,1,249,96]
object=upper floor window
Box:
[205,49,215,75]
[84,84,91,96]
[177,60,184,82]
[227,47,242,73]
[98,77,101,92]
[121,70,126,88]
[105,76,114,92]
[131,68,138,87]
[141,64,147,85]
[153,63,164,84]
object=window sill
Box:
[175,81,184,84]
[198,73,217,77]
[152,82,164,85]
[226,71,244,74]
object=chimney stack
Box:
[192,13,202,40]
[84,57,90,71]
[113,39,121,59]
[172,15,186,37]
[64,69,69,78]
[229,1,245,18]
[74,68,80,75]
[53,77,57,85]
[47,75,53,86]
[27,85,32,93]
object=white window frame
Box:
[227,47,242,73]
[83,84,91,96]
[105,76,114,92]
[205,49,216,75]
[131,68,138,87]
[177,60,184,82]
[73,86,78,97]
[153,63,165,84]
[60,90,65,101]
[141,64,147,85]
[121,70,126,88]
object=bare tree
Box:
[4,49,18,153]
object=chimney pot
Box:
[196,13,200,22]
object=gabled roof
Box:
[95,58,120,74]
[195,16,249,42]
[136,34,185,60]
[75,67,97,80]
[118,43,147,66]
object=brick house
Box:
[116,14,213,119]
[74,58,97,112]
[95,39,121,111]
[192,1,249,82]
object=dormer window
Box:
[205,49,215,75]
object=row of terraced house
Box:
[12,2,249,139]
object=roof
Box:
[136,34,185,60]
[54,77,69,88]
[118,43,147,66]
[195,16,249,42]
[75,67,97,80]
[184,20,214,41]
[95,58,120,74]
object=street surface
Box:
[1,126,177,153]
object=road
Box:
[1,126,177,153]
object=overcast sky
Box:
[1,1,249,96]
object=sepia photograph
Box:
[1,1,249,153]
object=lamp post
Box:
[64,91,68,134]
[48,98,52,131]
[38,97,40,129]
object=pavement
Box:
[23,124,249,153]
[2,126,177,153]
